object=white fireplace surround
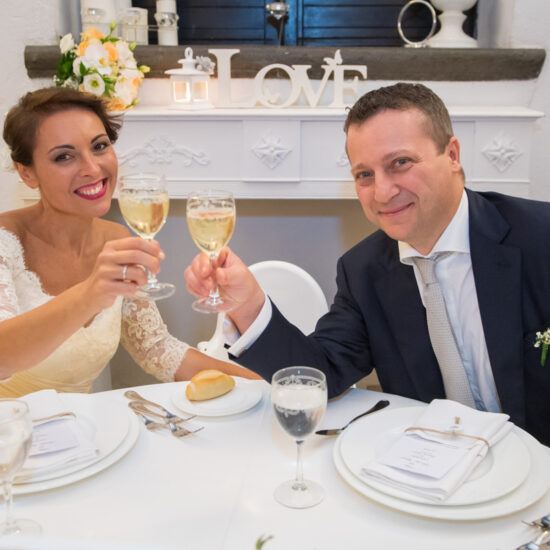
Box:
[16,80,545,202]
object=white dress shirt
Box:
[228,190,500,412]
[399,191,500,412]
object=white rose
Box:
[82,43,112,76]
[115,41,137,68]
[62,77,79,89]
[113,77,138,107]
[59,33,75,54]
[82,74,106,96]
[119,68,142,82]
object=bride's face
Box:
[18,108,118,218]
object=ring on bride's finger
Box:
[122,264,128,282]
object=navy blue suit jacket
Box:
[237,190,550,445]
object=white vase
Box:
[427,0,478,48]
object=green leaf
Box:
[56,51,75,79]
[255,535,274,549]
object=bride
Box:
[0,86,259,397]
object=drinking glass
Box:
[186,190,236,313]
[118,173,175,300]
[271,366,327,508]
[0,399,41,535]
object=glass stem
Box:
[293,440,306,491]
[207,253,222,305]
[145,267,158,288]
[144,237,159,288]
[3,480,15,530]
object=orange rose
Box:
[107,97,129,111]
[81,27,105,41]
[104,42,118,63]
[77,41,89,57]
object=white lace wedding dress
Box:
[0,228,189,397]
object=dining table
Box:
[2,380,549,550]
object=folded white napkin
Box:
[360,399,512,501]
[17,390,99,481]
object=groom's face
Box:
[346,107,464,256]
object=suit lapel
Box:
[373,241,446,402]
[467,190,525,425]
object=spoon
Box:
[315,399,390,436]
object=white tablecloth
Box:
[2,382,548,550]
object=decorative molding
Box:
[251,132,292,169]
[482,133,522,173]
[118,136,210,167]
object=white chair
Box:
[197,260,329,360]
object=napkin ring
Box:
[405,420,490,447]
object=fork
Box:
[516,532,550,550]
[524,515,550,530]
[517,516,550,550]
[124,390,195,422]
[130,408,203,438]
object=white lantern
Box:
[165,48,214,110]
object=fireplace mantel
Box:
[17,105,544,202]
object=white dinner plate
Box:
[334,419,550,520]
[171,378,263,417]
[14,394,133,488]
[14,407,140,495]
[339,406,531,506]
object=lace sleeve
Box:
[120,298,190,382]
[0,231,21,323]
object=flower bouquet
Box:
[54,23,150,110]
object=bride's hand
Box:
[82,237,164,311]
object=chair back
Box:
[249,260,328,335]
[197,260,328,359]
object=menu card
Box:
[18,390,99,479]
[360,399,512,501]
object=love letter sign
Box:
[207,49,367,109]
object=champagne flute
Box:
[271,366,327,508]
[0,399,41,535]
[186,190,236,313]
[118,173,175,300]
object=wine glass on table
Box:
[118,173,175,300]
[186,190,236,313]
[271,366,327,508]
[0,399,41,535]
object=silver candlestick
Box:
[266,2,290,45]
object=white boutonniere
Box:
[534,328,550,366]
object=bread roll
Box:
[186,369,236,401]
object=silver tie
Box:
[412,255,476,407]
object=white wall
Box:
[1,0,549,387]
[508,0,550,202]
[0,0,58,212]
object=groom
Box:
[185,83,550,445]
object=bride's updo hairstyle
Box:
[3,87,122,167]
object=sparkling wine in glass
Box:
[118,173,175,300]
[0,400,41,535]
[271,366,327,508]
[186,190,236,313]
